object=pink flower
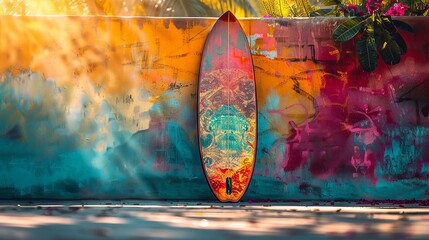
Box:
[366,0,384,13]
[384,3,409,16]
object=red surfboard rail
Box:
[198,11,257,202]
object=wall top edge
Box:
[0,15,425,20]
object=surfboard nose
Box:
[219,10,237,22]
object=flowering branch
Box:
[310,0,415,72]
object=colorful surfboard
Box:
[198,11,257,202]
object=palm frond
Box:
[0,0,261,17]
[263,0,318,17]
[151,0,215,17]
[295,0,317,16]
[200,0,260,17]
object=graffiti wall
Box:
[0,16,428,200]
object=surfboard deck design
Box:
[198,11,257,202]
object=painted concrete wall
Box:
[0,16,428,200]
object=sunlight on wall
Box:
[0,0,264,17]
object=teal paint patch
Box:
[265,92,280,110]
[235,31,246,50]
[208,105,250,153]
[201,134,213,148]
[203,55,213,72]
[381,126,429,177]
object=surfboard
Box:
[198,11,257,202]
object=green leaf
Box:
[381,16,396,34]
[381,30,401,65]
[333,16,369,42]
[310,8,333,16]
[410,1,429,16]
[393,32,407,54]
[357,36,378,72]
[392,20,415,34]
[363,20,375,36]
[322,0,341,6]
[374,16,383,48]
